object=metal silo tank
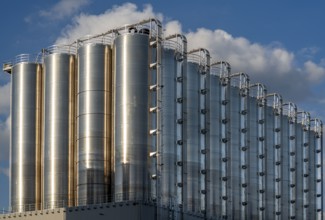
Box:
[160,34,186,208]
[185,49,209,214]
[207,62,230,219]
[113,32,150,202]
[11,54,42,212]
[229,72,249,219]
[77,41,112,205]
[43,45,76,209]
[160,47,177,206]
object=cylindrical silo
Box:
[43,45,76,209]
[76,40,112,205]
[185,49,209,215]
[207,62,230,219]
[283,103,297,220]
[160,34,187,208]
[113,31,150,202]
[229,72,249,219]
[249,83,267,220]
[265,93,282,219]
[296,111,310,220]
[11,54,42,212]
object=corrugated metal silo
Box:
[43,45,76,209]
[76,38,112,205]
[113,30,151,202]
[11,54,42,212]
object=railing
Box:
[14,53,42,65]
[45,44,77,55]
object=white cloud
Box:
[303,61,325,82]
[39,0,90,21]
[56,3,163,44]
[54,2,325,106]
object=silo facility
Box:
[1,18,323,220]
[43,45,76,209]
[10,54,42,212]
[76,36,112,205]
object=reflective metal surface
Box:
[113,33,150,202]
[160,48,178,206]
[43,53,76,208]
[11,62,42,212]
[185,61,200,213]
[77,43,111,205]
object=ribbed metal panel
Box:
[113,33,150,202]
[11,61,42,212]
[43,53,76,208]
[77,43,111,205]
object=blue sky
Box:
[1,0,325,209]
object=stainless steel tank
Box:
[160,34,186,208]
[76,42,112,205]
[185,49,209,215]
[249,83,267,220]
[113,32,150,202]
[296,112,309,220]
[207,62,230,219]
[11,54,42,212]
[43,45,76,209]
[229,72,249,219]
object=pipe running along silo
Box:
[113,22,161,202]
[185,49,209,214]
[43,45,76,209]
[10,54,42,212]
[207,62,230,219]
[76,36,112,205]
[160,34,187,208]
